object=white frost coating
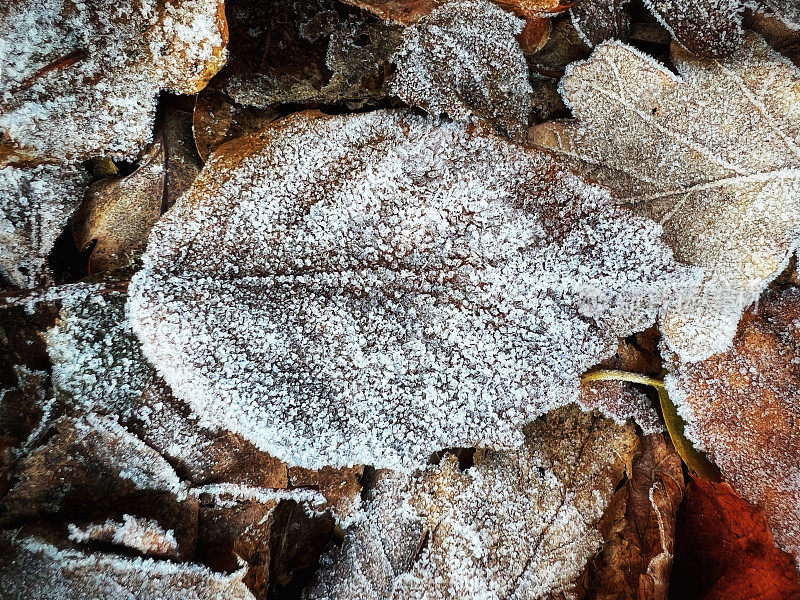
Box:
[129,109,696,471]
[68,515,179,557]
[47,294,154,420]
[0,163,87,287]
[0,531,254,600]
[193,483,327,512]
[72,412,188,500]
[390,0,532,127]
[0,0,226,161]
[306,406,637,600]
[535,33,800,362]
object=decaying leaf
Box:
[671,477,800,600]
[0,530,255,600]
[217,0,401,111]
[71,107,202,274]
[579,433,684,600]
[390,0,533,131]
[0,163,87,287]
[664,287,800,566]
[128,109,695,470]
[532,33,800,362]
[0,0,226,162]
[193,91,280,162]
[570,0,631,47]
[307,406,637,600]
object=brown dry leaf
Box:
[0,529,255,600]
[671,476,800,600]
[0,0,227,163]
[306,405,637,600]
[570,0,630,47]
[664,286,800,567]
[127,108,695,471]
[578,433,684,600]
[0,163,88,287]
[192,91,280,162]
[71,107,202,274]
[532,33,800,363]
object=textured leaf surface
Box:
[0,164,87,287]
[671,477,800,600]
[664,287,800,567]
[306,406,637,600]
[0,0,227,161]
[533,33,800,361]
[390,0,533,130]
[129,109,693,470]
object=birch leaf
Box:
[390,0,533,131]
[0,163,87,288]
[0,0,227,162]
[128,109,694,471]
[664,287,800,567]
[306,406,637,600]
[532,33,800,362]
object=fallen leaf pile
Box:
[1,0,799,598]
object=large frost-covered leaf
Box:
[129,109,694,470]
[532,33,800,362]
[306,406,637,600]
[0,0,227,162]
[664,287,800,567]
[390,0,532,130]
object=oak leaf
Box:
[664,287,800,567]
[128,109,694,470]
[0,0,227,162]
[532,33,800,362]
[306,406,637,600]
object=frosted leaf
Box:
[532,33,800,362]
[306,405,638,600]
[642,0,742,57]
[68,515,179,559]
[128,109,694,470]
[0,0,227,162]
[664,287,800,566]
[390,0,533,129]
[47,294,153,420]
[0,163,87,287]
[0,531,254,600]
[570,0,630,47]
[579,380,663,434]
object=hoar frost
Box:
[129,109,697,470]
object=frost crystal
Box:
[129,109,694,470]
[533,33,800,362]
[0,0,227,161]
[390,0,532,129]
[68,515,179,558]
[0,163,87,287]
[0,531,254,600]
[306,406,637,600]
